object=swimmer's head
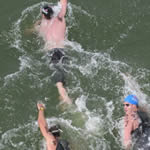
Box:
[124,95,139,106]
[48,124,63,137]
[42,5,54,19]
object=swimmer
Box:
[35,0,67,49]
[37,103,71,150]
[35,0,72,105]
[123,95,150,150]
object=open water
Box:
[0,0,150,150]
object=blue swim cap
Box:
[124,95,138,106]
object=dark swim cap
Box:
[48,124,63,137]
[42,5,54,19]
[124,95,139,106]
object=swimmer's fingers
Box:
[37,101,45,110]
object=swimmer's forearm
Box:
[123,122,132,150]
[59,0,67,18]
[25,20,41,34]
[38,108,48,128]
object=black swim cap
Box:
[42,5,54,19]
[48,124,63,137]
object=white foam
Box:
[105,101,114,119]
[65,40,84,52]
[1,2,150,150]
[85,115,102,133]
[3,55,32,87]
[52,2,61,17]
[121,72,147,104]
[46,117,81,132]
[75,95,103,134]
[70,3,96,19]
[75,95,88,112]
[115,117,124,148]
[0,121,38,149]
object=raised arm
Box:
[37,103,49,138]
[58,0,68,19]
[37,103,57,149]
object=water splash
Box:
[121,72,147,105]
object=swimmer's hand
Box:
[37,102,45,111]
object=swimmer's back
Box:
[39,17,66,47]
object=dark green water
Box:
[0,0,150,150]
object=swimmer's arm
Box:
[24,20,41,34]
[58,0,67,19]
[123,119,133,150]
[37,103,57,148]
[33,20,41,32]
[34,20,41,27]
[37,103,49,138]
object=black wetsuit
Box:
[46,48,68,86]
[132,111,150,150]
[50,48,65,64]
[56,139,70,150]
